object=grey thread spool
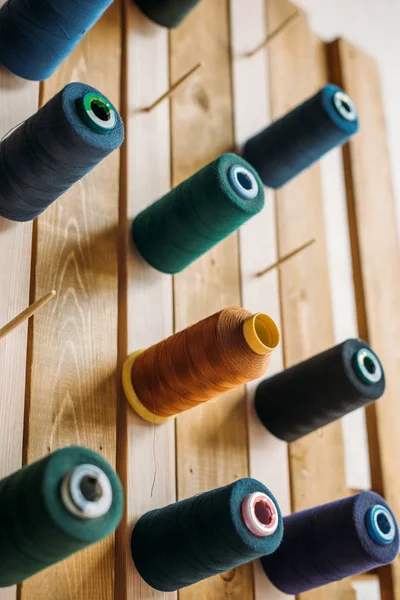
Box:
[0,82,124,222]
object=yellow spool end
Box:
[122,351,171,425]
[243,313,280,355]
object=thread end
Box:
[243,313,280,355]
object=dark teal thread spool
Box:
[134,0,202,28]
[132,153,265,274]
[130,478,283,591]
[0,446,123,586]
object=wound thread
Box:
[123,306,279,421]
[134,0,202,28]
[242,84,359,188]
[0,0,113,81]
[0,82,124,222]
[132,153,265,274]
[0,446,123,587]
[261,491,399,594]
[131,477,283,591]
[255,338,385,442]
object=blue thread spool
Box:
[0,0,113,81]
[131,478,283,591]
[242,84,359,188]
[0,82,124,222]
[260,491,399,594]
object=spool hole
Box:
[363,356,376,375]
[228,165,259,200]
[80,475,103,502]
[333,90,357,122]
[254,499,273,526]
[339,98,352,117]
[377,511,392,536]
[237,171,253,191]
[366,505,396,545]
[91,100,110,122]
[353,348,383,385]
[254,314,280,350]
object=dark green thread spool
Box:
[0,446,123,586]
[134,0,202,28]
[132,153,265,274]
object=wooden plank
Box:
[169,1,253,598]
[116,3,176,600]
[266,3,355,600]
[0,22,39,600]
[353,575,381,600]
[21,4,122,600]
[230,1,291,599]
[328,37,400,600]
[320,147,371,491]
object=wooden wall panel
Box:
[329,37,400,600]
[266,2,354,600]
[21,4,122,600]
[170,1,253,598]
[117,3,176,600]
[230,1,291,599]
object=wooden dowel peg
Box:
[256,239,316,278]
[142,62,203,113]
[0,290,56,341]
[244,11,300,58]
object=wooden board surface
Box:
[329,37,400,600]
[266,2,355,600]
[21,4,122,600]
[169,1,253,598]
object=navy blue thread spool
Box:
[260,491,399,594]
[0,0,113,81]
[242,84,359,188]
[254,338,385,442]
[0,82,124,222]
[134,0,202,28]
[130,478,283,591]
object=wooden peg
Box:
[142,62,203,113]
[244,11,300,58]
[0,290,56,341]
[256,239,316,278]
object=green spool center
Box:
[353,348,383,385]
[77,93,116,134]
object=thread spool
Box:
[0,446,123,586]
[0,82,124,222]
[132,153,264,274]
[122,306,279,423]
[131,477,283,591]
[134,0,202,28]
[260,491,399,594]
[242,84,359,188]
[255,338,385,442]
[0,0,113,81]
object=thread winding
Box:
[0,82,124,222]
[134,0,202,28]
[122,307,279,421]
[261,491,399,594]
[243,84,359,188]
[0,0,113,81]
[0,446,123,587]
[131,477,283,591]
[132,153,265,274]
[255,338,385,442]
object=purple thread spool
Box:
[260,491,399,594]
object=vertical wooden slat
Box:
[0,18,39,600]
[229,1,291,599]
[169,1,253,598]
[266,2,355,600]
[21,4,122,600]
[116,2,176,600]
[329,37,400,600]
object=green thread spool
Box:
[132,153,265,274]
[134,0,202,28]
[0,446,123,586]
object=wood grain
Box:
[0,22,38,600]
[170,1,253,598]
[21,3,121,600]
[230,1,291,599]
[266,2,354,600]
[329,37,400,600]
[116,3,176,600]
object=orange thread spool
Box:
[122,306,280,423]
